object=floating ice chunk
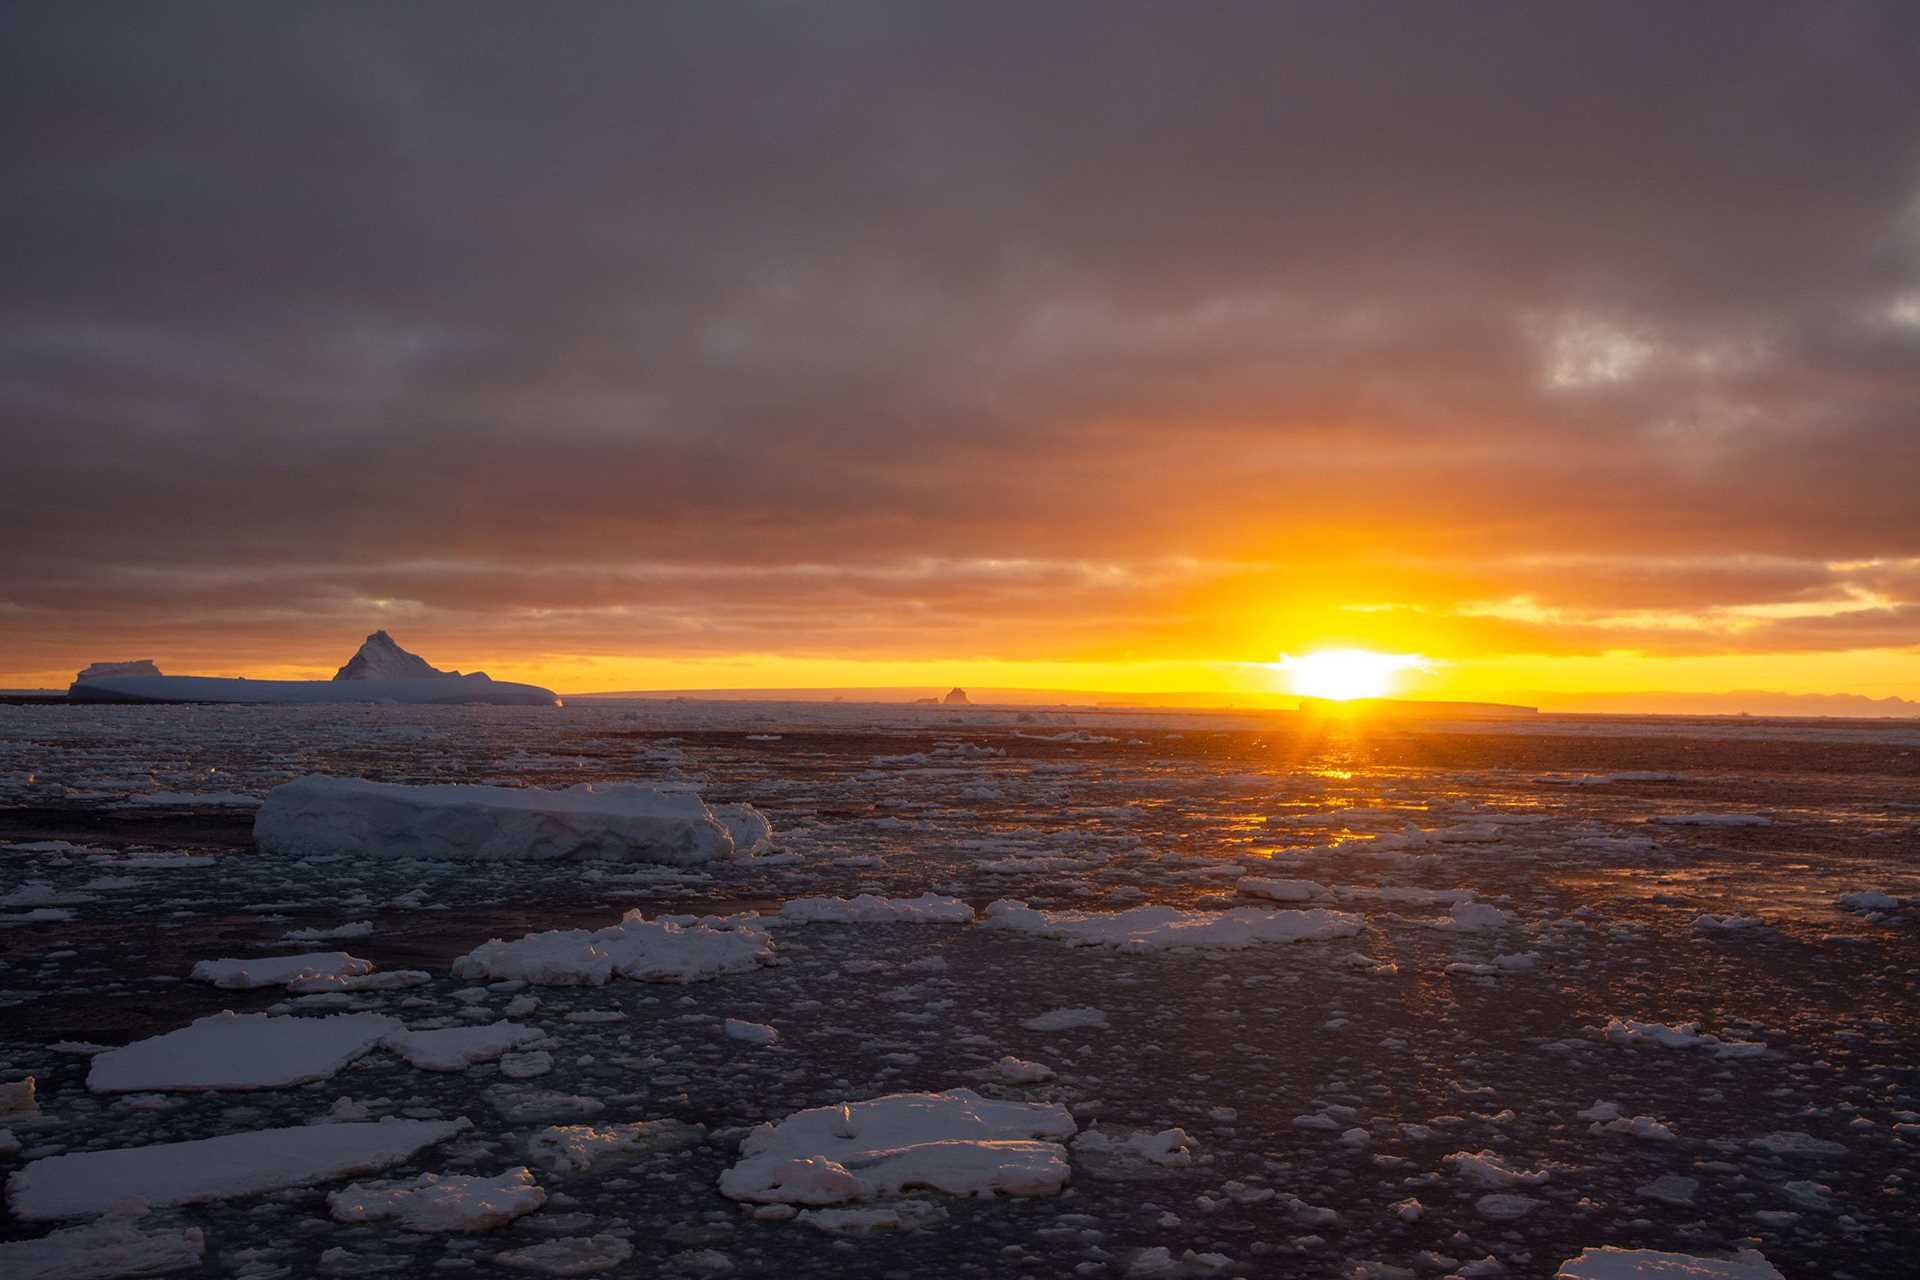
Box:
[797,1202,948,1233]
[1648,813,1771,827]
[282,920,373,941]
[1835,890,1901,913]
[1577,1101,1621,1122]
[711,804,775,857]
[499,1050,553,1079]
[1475,1192,1543,1220]
[1537,771,1681,786]
[190,953,376,990]
[6,1119,469,1220]
[0,1206,204,1278]
[1234,877,1331,902]
[1436,901,1515,931]
[1555,1247,1783,1278]
[493,1235,634,1274]
[328,1166,545,1232]
[1333,885,1478,906]
[1,1078,38,1116]
[718,1088,1077,1205]
[451,912,774,985]
[1444,1150,1549,1187]
[983,901,1363,952]
[774,894,973,925]
[1,908,73,924]
[1748,1131,1847,1158]
[1693,914,1768,932]
[288,969,431,994]
[988,1056,1055,1083]
[1591,1115,1676,1141]
[1,881,94,907]
[1072,1126,1194,1168]
[1600,1019,1764,1058]
[88,1011,404,1093]
[1636,1175,1698,1206]
[1022,1007,1107,1032]
[526,1119,705,1174]
[383,1022,544,1072]
[724,1019,779,1046]
[255,776,754,865]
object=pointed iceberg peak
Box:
[332,631,461,682]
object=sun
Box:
[1275,648,1430,701]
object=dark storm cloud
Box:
[3,1,1919,674]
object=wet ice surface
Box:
[2,701,1918,1278]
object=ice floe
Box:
[493,1234,634,1273]
[87,1011,404,1092]
[255,775,765,864]
[1600,1018,1765,1058]
[327,1166,546,1231]
[451,912,775,985]
[771,893,973,925]
[1555,1247,1783,1278]
[7,1118,470,1219]
[526,1119,706,1174]
[718,1088,1077,1204]
[982,901,1363,951]
[382,1021,545,1071]
[190,952,375,989]
[0,1205,205,1278]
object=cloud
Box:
[2,3,1918,681]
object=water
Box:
[2,701,1916,1276]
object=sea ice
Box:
[190,952,375,990]
[6,1118,470,1219]
[772,893,974,925]
[493,1235,634,1274]
[982,901,1363,952]
[1234,877,1332,902]
[718,1088,1077,1204]
[0,1206,204,1278]
[255,776,762,864]
[1022,1007,1108,1032]
[1835,890,1901,913]
[1554,1247,1784,1278]
[526,1119,706,1174]
[1648,813,1771,827]
[87,1011,404,1092]
[327,1166,546,1231]
[451,912,775,985]
[382,1021,545,1071]
[1600,1019,1765,1058]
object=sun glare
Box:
[1276,648,1430,701]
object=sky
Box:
[4,2,1919,708]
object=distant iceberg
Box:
[67,632,560,706]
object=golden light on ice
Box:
[1275,649,1430,701]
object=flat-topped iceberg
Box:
[254,776,773,864]
[67,631,560,706]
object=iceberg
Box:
[255,776,769,863]
[67,631,560,706]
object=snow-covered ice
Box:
[255,775,766,864]
[982,900,1363,951]
[0,1206,204,1279]
[382,1021,545,1071]
[718,1089,1077,1204]
[1555,1247,1784,1278]
[189,952,375,990]
[327,1166,546,1232]
[87,1011,403,1092]
[7,1119,470,1219]
[452,911,775,985]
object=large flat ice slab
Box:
[1555,1247,1783,1278]
[88,1011,403,1093]
[67,674,559,706]
[190,952,374,990]
[255,776,765,864]
[719,1088,1077,1204]
[451,912,775,985]
[981,901,1365,951]
[6,1119,469,1220]
[327,1166,546,1232]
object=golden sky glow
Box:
[4,9,1918,714]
